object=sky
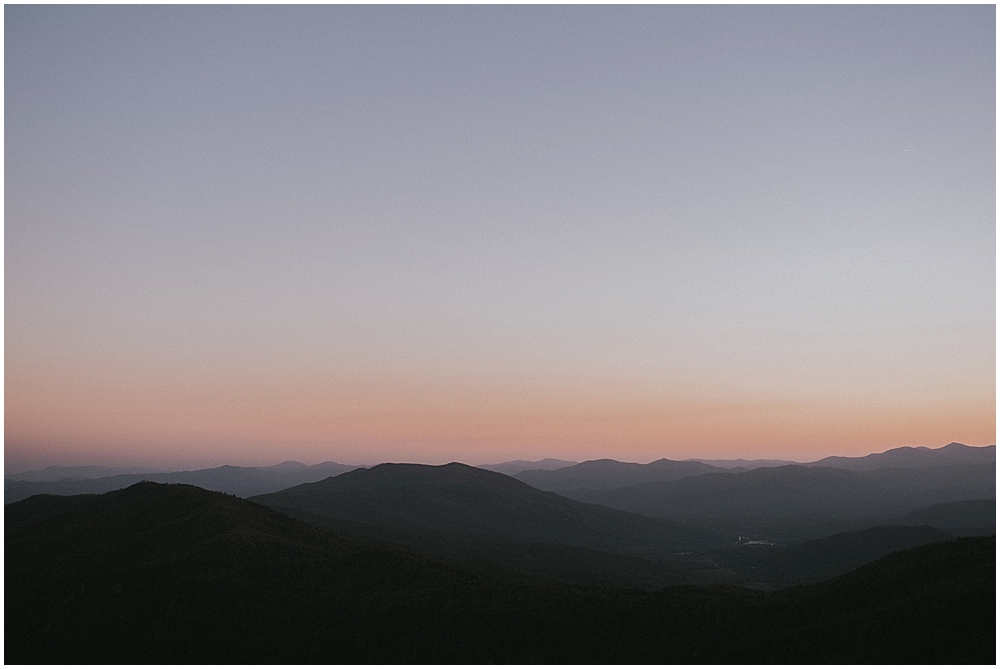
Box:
[5,5,995,473]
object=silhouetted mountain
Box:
[477,458,577,476]
[743,535,994,664]
[254,463,711,549]
[252,462,722,588]
[808,442,995,471]
[574,465,887,517]
[4,480,42,505]
[569,463,995,541]
[6,483,993,663]
[267,460,311,471]
[682,457,797,469]
[891,499,995,534]
[513,457,727,492]
[8,465,166,482]
[4,461,360,503]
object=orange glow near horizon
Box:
[5,6,994,477]
[6,352,994,471]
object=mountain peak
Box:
[268,460,309,471]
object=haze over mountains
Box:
[6,444,994,516]
[252,462,721,589]
[808,441,996,470]
[6,481,994,663]
[476,458,578,476]
[6,442,995,662]
[4,460,358,504]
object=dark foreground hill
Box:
[252,462,723,589]
[6,483,994,664]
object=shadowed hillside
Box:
[891,499,995,534]
[252,462,723,588]
[712,524,959,588]
[253,462,710,548]
[6,483,993,664]
[568,461,995,543]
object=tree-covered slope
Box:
[712,524,958,587]
[251,462,726,588]
[252,462,716,553]
[6,483,994,664]
[571,463,994,531]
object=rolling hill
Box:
[251,462,723,588]
[513,457,727,492]
[6,482,993,664]
[712,524,959,588]
[891,499,995,534]
[565,461,995,542]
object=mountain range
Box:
[511,442,994,494]
[808,441,996,470]
[4,460,359,503]
[570,461,993,517]
[6,481,993,664]
[513,457,726,492]
[476,458,578,476]
[251,462,722,589]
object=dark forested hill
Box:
[572,465,888,517]
[891,499,995,534]
[712,524,959,588]
[252,462,710,549]
[6,483,993,664]
[567,462,995,543]
[251,462,723,588]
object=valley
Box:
[5,442,995,663]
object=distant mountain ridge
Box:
[513,457,726,492]
[565,459,994,543]
[511,443,994,495]
[8,442,992,507]
[4,461,360,503]
[476,458,578,476]
[8,465,167,482]
[683,457,797,469]
[807,442,995,470]
[891,499,995,534]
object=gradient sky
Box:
[5,5,995,472]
